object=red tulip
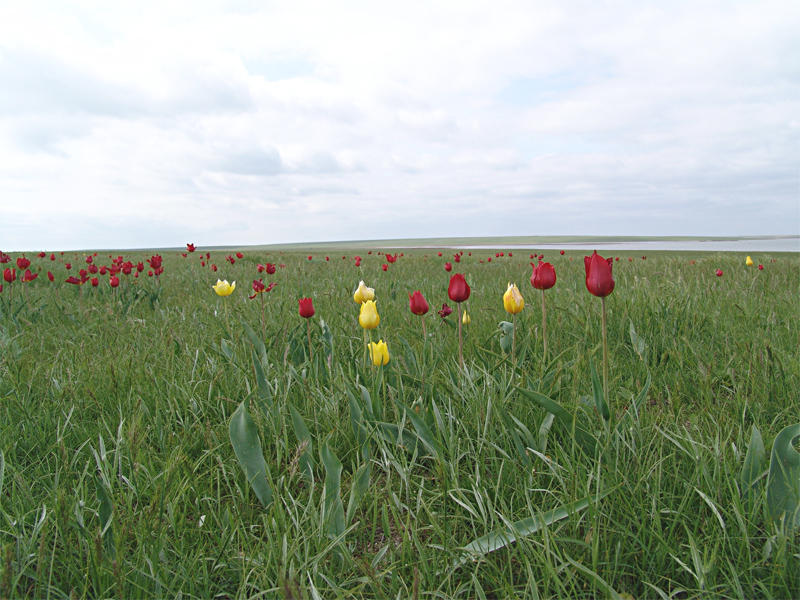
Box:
[3,268,15,283]
[66,276,89,285]
[50,254,55,261]
[38,252,46,258]
[21,269,38,283]
[298,297,315,319]
[236,252,244,259]
[201,261,206,267]
[47,271,54,282]
[79,269,88,278]
[308,255,313,261]
[487,257,492,263]
[265,263,276,275]
[560,250,565,255]
[368,251,372,255]
[615,257,619,262]
[99,265,108,275]
[226,255,236,265]
[211,264,218,272]
[454,254,460,263]
[256,264,266,273]
[136,262,144,272]
[438,303,453,318]
[121,264,132,276]
[468,252,471,256]
[147,255,162,270]
[386,253,397,264]
[531,261,556,290]
[758,264,764,270]
[148,271,153,277]
[91,277,99,287]
[642,256,646,260]
[716,269,723,277]
[438,252,442,257]
[325,256,329,261]
[88,264,98,274]
[85,256,93,264]
[584,251,615,298]
[408,291,429,316]
[444,262,452,272]
[382,264,388,271]
[206,252,211,260]
[187,243,196,253]
[109,276,120,288]
[355,258,361,267]
[16,257,30,270]
[448,274,470,303]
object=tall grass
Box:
[0,249,797,598]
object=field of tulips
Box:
[0,246,798,598]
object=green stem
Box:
[457,303,463,372]
[601,296,608,410]
[541,288,547,361]
[512,313,516,366]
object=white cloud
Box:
[0,0,797,251]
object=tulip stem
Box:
[307,319,313,363]
[601,296,608,410]
[511,313,516,366]
[457,303,464,372]
[541,288,547,361]
[421,317,427,398]
[260,294,266,343]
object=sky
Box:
[1,0,798,252]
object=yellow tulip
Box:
[503,283,524,314]
[359,300,380,329]
[462,309,471,325]
[354,280,375,304]
[746,256,753,266]
[212,279,236,297]
[368,339,390,366]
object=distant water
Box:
[456,237,800,253]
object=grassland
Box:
[0,247,798,599]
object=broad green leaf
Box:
[319,318,333,360]
[320,438,345,539]
[456,487,617,565]
[396,399,442,460]
[517,387,597,454]
[376,423,425,455]
[499,321,514,354]
[251,348,273,410]
[229,400,273,507]
[629,319,647,363]
[740,425,765,507]
[288,403,314,483]
[766,423,800,529]
[359,384,376,421]
[538,413,555,454]
[241,319,266,361]
[590,360,610,422]
[346,462,371,526]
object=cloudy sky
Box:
[1,0,798,251]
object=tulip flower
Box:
[359,300,380,329]
[462,310,471,325]
[187,243,196,253]
[746,256,753,266]
[66,276,89,285]
[530,261,556,357]
[236,252,244,259]
[16,257,30,270]
[354,281,375,304]
[758,264,764,270]
[560,250,565,255]
[211,264,217,272]
[447,274,471,369]
[266,263,276,275]
[503,283,524,315]
[88,264,98,274]
[444,262,452,272]
[298,297,315,319]
[438,303,453,319]
[248,279,275,299]
[47,271,54,282]
[382,264,388,272]
[368,340,390,366]
[212,280,235,296]
[109,276,120,288]
[716,269,723,277]
[50,254,55,261]
[584,251,615,298]
[408,291,429,316]
[21,269,38,283]
[585,251,615,410]
[85,256,93,264]
[3,268,15,284]
[147,255,163,270]
[91,278,99,287]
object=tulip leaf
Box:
[395,399,442,460]
[0,451,4,497]
[629,320,648,363]
[498,321,514,354]
[288,403,314,483]
[320,438,345,539]
[590,360,610,422]
[517,387,597,454]
[319,318,334,361]
[455,487,617,566]
[358,384,375,421]
[241,319,266,363]
[251,348,273,410]
[766,423,800,529]
[538,413,556,454]
[347,388,369,449]
[376,423,425,456]
[229,400,273,508]
[740,425,765,509]
[346,462,371,526]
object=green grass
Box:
[0,248,798,598]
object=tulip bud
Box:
[298,297,315,319]
[531,261,556,290]
[746,256,753,266]
[503,283,524,314]
[368,340,390,366]
[462,310,471,325]
[359,300,380,329]
[448,274,470,303]
[408,290,429,316]
[584,251,615,298]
